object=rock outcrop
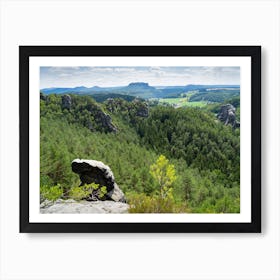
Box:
[71,159,126,203]
[40,92,49,102]
[61,94,72,110]
[105,98,149,118]
[40,199,129,214]
[133,99,149,117]
[94,110,117,133]
[40,93,117,133]
[217,104,240,128]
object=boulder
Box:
[61,94,72,110]
[217,104,240,128]
[71,159,126,203]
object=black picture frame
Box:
[20,46,261,233]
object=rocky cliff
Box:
[217,104,240,128]
[40,93,117,133]
[105,98,149,119]
[61,94,72,110]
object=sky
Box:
[40,66,240,89]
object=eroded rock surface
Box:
[217,104,240,128]
[105,98,149,118]
[61,94,72,110]
[71,159,126,203]
[94,110,117,133]
[133,99,149,117]
[40,199,129,214]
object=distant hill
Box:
[127,82,152,90]
[188,88,240,103]
[41,83,240,100]
[157,84,240,98]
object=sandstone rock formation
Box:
[105,98,149,118]
[133,99,149,117]
[71,159,126,203]
[40,92,49,102]
[40,199,129,214]
[94,110,117,133]
[61,94,72,110]
[217,104,240,128]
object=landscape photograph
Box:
[39,66,240,214]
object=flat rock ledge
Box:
[40,199,129,214]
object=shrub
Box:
[68,186,89,200]
[127,192,189,213]
[40,184,63,201]
[68,183,107,201]
[40,175,54,187]
[99,186,108,199]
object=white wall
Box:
[0,0,279,279]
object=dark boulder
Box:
[71,159,126,203]
[133,99,149,117]
[40,92,49,102]
[218,104,240,128]
[94,110,117,133]
[61,95,72,110]
[105,98,115,113]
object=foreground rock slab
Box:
[40,199,129,214]
[71,159,126,203]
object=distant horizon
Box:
[40,66,240,89]
[40,82,240,90]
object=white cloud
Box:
[114,67,136,73]
[40,66,240,88]
[58,73,72,77]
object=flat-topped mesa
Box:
[71,159,126,203]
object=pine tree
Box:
[150,155,176,199]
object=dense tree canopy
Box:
[40,93,240,213]
[135,106,240,187]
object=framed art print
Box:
[19,46,261,233]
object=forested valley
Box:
[40,92,240,213]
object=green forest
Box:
[40,93,240,213]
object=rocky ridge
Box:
[105,98,149,118]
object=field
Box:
[158,97,207,108]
